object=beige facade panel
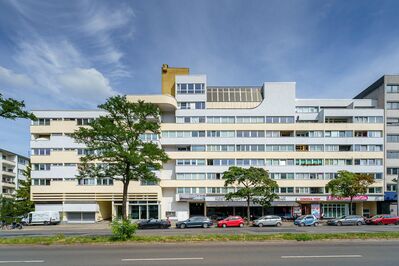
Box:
[31,121,81,134]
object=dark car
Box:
[176,216,213,229]
[327,215,365,226]
[137,219,171,229]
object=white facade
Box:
[0,149,29,198]
[30,71,386,222]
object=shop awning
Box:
[206,201,299,207]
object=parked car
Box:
[365,215,399,225]
[217,216,245,228]
[21,211,60,226]
[253,215,282,227]
[327,215,365,226]
[137,219,171,229]
[294,215,319,226]
[176,216,213,229]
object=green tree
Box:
[0,93,36,120]
[326,171,374,215]
[72,96,169,220]
[0,196,16,223]
[223,166,278,223]
[14,164,34,217]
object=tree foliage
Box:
[72,96,169,219]
[14,164,34,216]
[326,170,374,214]
[223,166,278,223]
[0,93,36,120]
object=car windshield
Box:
[297,215,306,219]
[372,215,382,219]
[338,216,346,219]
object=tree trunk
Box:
[247,196,251,225]
[122,180,129,220]
[349,196,353,215]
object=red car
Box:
[366,215,399,225]
[217,216,245,228]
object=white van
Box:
[21,211,61,225]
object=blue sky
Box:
[1,0,399,156]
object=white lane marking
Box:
[0,261,44,264]
[281,255,362,259]
[122,257,204,261]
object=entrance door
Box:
[189,202,205,216]
[301,204,311,215]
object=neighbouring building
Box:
[355,75,399,215]
[30,65,386,223]
[0,148,29,198]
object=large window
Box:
[207,87,262,102]
[387,102,399,110]
[129,201,159,220]
[387,85,399,93]
[266,116,294,123]
[387,134,399,143]
[236,116,264,124]
[177,83,205,94]
[388,151,399,159]
[322,204,347,218]
[176,116,205,124]
[207,130,235,138]
[207,116,235,124]
[387,117,399,126]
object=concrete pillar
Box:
[111,201,116,220]
[355,202,364,216]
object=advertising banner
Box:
[311,204,320,218]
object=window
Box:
[207,173,223,180]
[324,131,353,137]
[387,151,399,159]
[270,173,294,180]
[354,159,382,166]
[387,85,399,93]
[325,159,352,166]
[295,187,310,194]
[236,159,265,166]
[207,130,235,138]
[237,130,265,138]
[296,131,323,138]
[77,118,94,125]
[207,116,235,124]
[296,173,323,180]
[207,159,235,166]
[387,184,397,192]
[176,173,206,180]
[387,135,399,143]
[176,116,205,123]
[32,179,51,186]
[266,116,294,123]
[176,159,205,166]
[32,148,51,156]
[368,187,382,194]
[177,83,205,94]
[387,117,399,126]
[207,145,235,152]
[33,164,51,171]
[236,145,265,152]
[139,133,159,141]
[387,102,399,110]
[236,116,265,123]
[266,145,294,152]
[177,187,206,194]
[280,187,294,193]
[207,87,262,102]
[195,102,205,109]
[32,118,50,126]
[296,159,323,166]
[354,145,383,152]
[266,159,294,166]
[387,168,399,175]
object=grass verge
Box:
[1,232,399,245]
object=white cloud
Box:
[57,68,116,101]
[0,66,34,88]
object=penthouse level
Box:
[30,65,384,223]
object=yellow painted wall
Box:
[161,64,189,96]
[98,201,112,220]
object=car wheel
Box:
[378,222,383,225]
[239,223,244,228]
[258,223,263,228]
[395,221,399,225]
[44,221,50,226]
[222,224,227,228]
[314,222,319,227]
[300,223,305,227]
[276,222,282,227]
[203,223,208,228]
[180,224,186,229]
[356,221,362,226]
[337,222,342,226]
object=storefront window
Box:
[149,205,158,219]
[129,201,159,220]
[322,203,348,218]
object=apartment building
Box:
[0,148,29,198]
[30,65,385,223]
[355,75,399,215]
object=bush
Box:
[111,219,138,241]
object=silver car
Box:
[253,215,282,227]
[327,215,365,226]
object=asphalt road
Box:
[1,223,399,238]
[0,240,398,265]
